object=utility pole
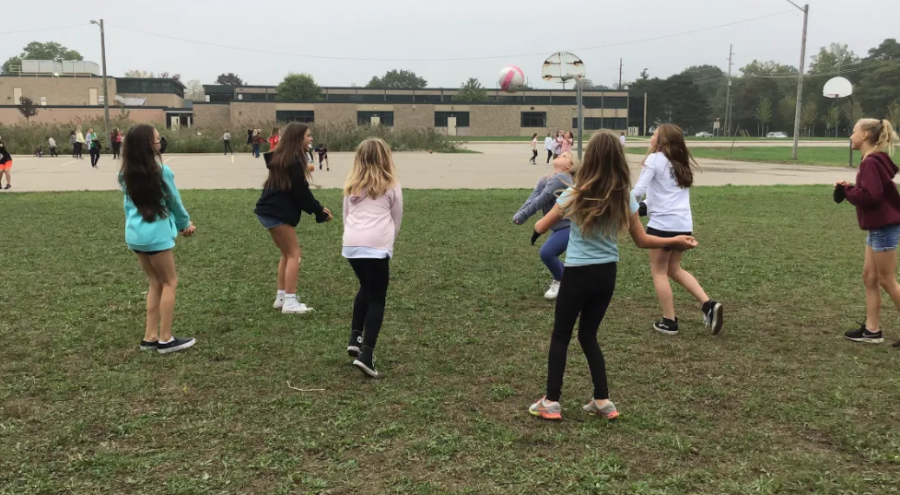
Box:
[618,58,623,90]
[91,19,110,153]
[724,45,734,136]
[787,1,809,160]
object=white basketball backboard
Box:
[823,77,853,99]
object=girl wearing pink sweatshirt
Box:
[342,138,403,377]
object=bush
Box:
[0,117,461,154]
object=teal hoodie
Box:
[121,164,191,252]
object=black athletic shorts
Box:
[133,249,165,256]
[646,227,692,251]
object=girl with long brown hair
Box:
[528,131,697,421]
[634,124,723,336]
[119,124,197,354]
[254,122,332,314]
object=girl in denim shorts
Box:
[837,118,900,347]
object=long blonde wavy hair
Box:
[560,131,632,238]
[344,138,398,198]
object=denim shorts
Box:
[257,214,285,229]
[866,224,900,252]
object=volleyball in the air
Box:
[499,65,525,93]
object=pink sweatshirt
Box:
[342,182,404,255]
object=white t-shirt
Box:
[632,152,693,232]
[531,137,538,149]
[544,136,554,151]
[619,135,626,146]
[48,137,56,147]
[223,132,231,141]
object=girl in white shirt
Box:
[543,132,554,163]
[530,133,538,164]
[633,124,723,336]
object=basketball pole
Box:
[576,82,583,160]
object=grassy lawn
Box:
[3,187,900,494]
[685,137,844,141]
[627,146,861,167]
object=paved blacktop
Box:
[3,142,861,193]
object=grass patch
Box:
[2,187,900,494]
[628,146,861,167]
[685,136,845,141]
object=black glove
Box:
[639,201,648,217]
[531,230,542,246]
[834,185,846,204]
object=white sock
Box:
[277,290,286,298]
[285,294,297,301]
[159,337,174,344]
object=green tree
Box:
[801,100,818,137]
[809,43,860,75]
[2,41,83,74]
[755,97,773,136]
[856,39,900,116]
[124,70,154,78]
[18,96,38,123]
[455,78,488,103]
[215,73,244,86]
[366,69,427,89]
[889,101,900,132]
[824,106,841,137]
[276,73,322,101]
[844,100,863,130]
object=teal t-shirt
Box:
[121,164,191,252]
[557,187,639,266]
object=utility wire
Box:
[0,23,89,35]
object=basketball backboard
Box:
[823,77,853,99]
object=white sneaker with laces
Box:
[273,296,285,309]
[282,298,313,314]
[544,280,561,300]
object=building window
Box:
[415,94,442,103]
[358,111,394,127]
[276,110,315,123]
[434,112,470,127]
[326,93,354,103]
[572,117,604,130]
[604,97,628,109]
[552,96,576,105]
[386,94,415,103]
[521,112,547,128]
[524,95,551,105]
[117,78,183,97]
[582,96,603,108]
[360,94,385,103]
[604,117,628,130]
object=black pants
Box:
[531,150,538,163]
[546,150,553,163]
[348,257,391,350]
[111,142,120,158]
[224,140,233,154]
[90,148,100,166]
[546,262,617,402]
[49,147,58,157]
[74,142,83,159]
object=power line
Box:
[743,56,900,78]
[0,23,89,36]
[106,11,793,63]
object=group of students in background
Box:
[532,129,628,165]
[227,128,329,171]
[29,126,123,167]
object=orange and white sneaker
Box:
[582,399,619,420]
[528,397,562,420]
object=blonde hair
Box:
[558,151,581,177]
[858,118,898,158]
[344,138,398,198]
[560,131,632,238]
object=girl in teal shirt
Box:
[120,124,197,354]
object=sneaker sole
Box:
[654,325,678,336]
[157,339,196,354]
[845,336,884,344]
[544,293,558,300]
[711,304,724,335]
[528,408,562,420]
[273,302,284,309]
[282,307,313,314]
[583,406,620,420]
[139,345,157,351]
[352,359,379,377]
[347,346,361,357]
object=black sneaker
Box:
[654,318,679,336]
[703,300,724,335]
[157,336,196,354]
[140,340,158,351]
[844,324,883,344]
[347,330,362,357]
[353,346,379,377]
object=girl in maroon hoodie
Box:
[836,118,900,347]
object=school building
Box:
[0,61,649,136]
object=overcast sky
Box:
[4,0,898,89]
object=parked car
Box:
[695,132,713,137]
[767,132,789,138]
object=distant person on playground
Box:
[268,127,280,151]
[223,130,233,155]
[633,124,724,336]
[316,143,329,171]
[836,118,900,348]
[342,138,404,377]
[544,131,554,163]
[560,131,574,155]
[530,133,539,164]
[85,127,100,168]
[69,131,77,158]
[553,130,564,158]
[620,132,626,147]
[254,122,332,315]
[527,131,697,422]
[252,129,265,158]
[119,124,197,354]
[513,151,580,300]
[0,139,12,190]
[75,126,86,160]
[48,136,58,157]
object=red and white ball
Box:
[499,65,525,93]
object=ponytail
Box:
[858,118,899,158]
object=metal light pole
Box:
[786,1,809,160]
[90,19,110,153]
[576,80,584,160]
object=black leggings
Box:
[224,141,233,154]
[90,148,100,166]
[546,262,617,402]
[546,150,553,163]
[348,257,391,350]
[74,142,83,159]
[531,149,538,163]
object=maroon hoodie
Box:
[844,152,900,230]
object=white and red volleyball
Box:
[498,65,525,93]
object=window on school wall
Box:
[415,94,442,103]
[604,117,628,130]
[275,111,315,123]
[572,118,604,130]
[357,111,394,127]
[521,112,547,128]
[434,112,470,127]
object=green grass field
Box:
[3,188,900,494]
[685,137,844,141]
[627,146,861,167]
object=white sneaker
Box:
[273,296,285,309]
[544,280,561,300]
[282,299,313,314]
